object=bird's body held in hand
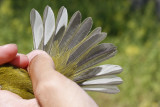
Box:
[0,64,34,99]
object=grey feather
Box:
[74,64,122,82]
[30,6,123,95]
[53,26,65,42]
[55,6,68,35]
[44,36,53,54]
[68,17,93,49]
[43,6,55,45]
[67,33,106,63]
[81,77,123,85]
[88,27,101,37]
[73,67,101,82]
[82,85,120,94]
[30,9,43,49]
[53,6,68,42]
[59,11,81,49]
[44,6,68,53]
[43,6,55,52]
[77,43,117,71]
[96,65,123,76]
[49,26,66,57]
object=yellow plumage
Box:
[0,65,34,99]
[0,5,123,99]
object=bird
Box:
[0,5,123,99]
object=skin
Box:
[0,44,98,107]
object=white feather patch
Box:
[43,6,55,45]
[96,64,123,76]
[82,77,123,85]
[83,86,120,94]
[30,9,43,49]
[55,7,68,34]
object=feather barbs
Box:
[30,5,123,94]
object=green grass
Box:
[90,37,160,107]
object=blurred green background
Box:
[0,0,160,106]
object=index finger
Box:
[0,44,17,65]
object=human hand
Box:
[0,44,39,107]
[0,44,98,107]
[27,50,98,107]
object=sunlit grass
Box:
[91,36,160,107]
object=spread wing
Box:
[30,6,123,94]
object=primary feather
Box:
[0,5,123,100]
[59,11,81,49]
[43,6,55,46]
[55,6,68,35]
[30,5,123,94]
[30,9,43,49]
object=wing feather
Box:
[96,65,123,76]
[43,6,55,46]
[44,6,68,53]
[81,77,123,85]
[73,67,101,82]
[68,17,93,49]
[55,6,68,35]
[67,33,106,63]
[30,9,43,49]
[59,11,81,49]
[74,64,122,82]
[77,43,117,71]
[82,85,120,94]
[88,27,101,36]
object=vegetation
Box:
[0,0,159,106]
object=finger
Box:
[27,50,48,63]
[10,53,29,68]
[0,90,22,99]
[0,90,39,107]
[0,44,17,65]
[28,52,55,88]
[28,53,64,106]
[25,98,40,107]
[28,53,97,106]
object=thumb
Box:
[28,51,98,107]
[27,52,75,106]
[28,52,55,90]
